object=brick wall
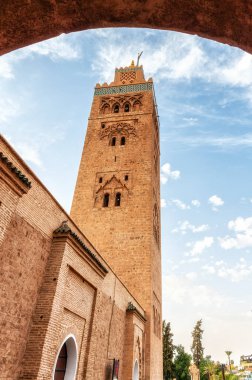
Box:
[0,135,146,379]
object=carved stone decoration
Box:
[99,122,137,140]
[99,93,143,113]
[134,337,142,380]
[153,305,161,339]
[94,173,130,208]
[153,203,160,245]
[189,364,200,380]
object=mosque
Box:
[0,60,162,379]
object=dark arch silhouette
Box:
[0,1,251,56]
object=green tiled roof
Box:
[54,222,108,274]
[0,152,32,188]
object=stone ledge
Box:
[0,152,31,196]
[126,302,146,322]
[53,221,108,277]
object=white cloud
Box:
[202,264,216,274]
[0,58,14,79]
[169,199,190,210]
[0,97,21,123]
[220,53,252,87]
[161,198,167,208]
[164,273,225,308]
[219,216,252,250]
[172,220,209,234]
[25,36,81,61]
[165,133,252,149]
[203,258,252,282]
[208,195,224,211]
[14,142,43,168]
[187,236,214,256]
[0,34,81,80]
[191,199,201,207]
[90,30,252,103]
[160,163,180,184]
[228,216,252,232]
[185,272,197,281]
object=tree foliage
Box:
[173,345,192,380]
[225,351,232,372]
[203,357,218,380]
[163,320,175,380]
[191,319,204,367]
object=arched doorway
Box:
[53,335,78,380]
[133,360,139,380]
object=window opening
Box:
[125,175,128,181]
[101,123,105,129]
[103,105,109,114]
[133,101,140,111]
[115,192,121,207]
[124,103,130,112]
[115,156,117,162]
[114,104,119,113]
[99,177,103,183]
[121,136,126,146]
[54,343,67,380]
[103,193,110,207]
[111,137,116,146]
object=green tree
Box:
[173,345,191,380]
[203,359,217,380]
[191,319,204,367]
[225,351,232,372]
[200,356,212,380]
[163,321,175,380]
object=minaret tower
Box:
[71,60,162,379]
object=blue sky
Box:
[1,28,252,365]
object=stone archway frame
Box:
[133,359,139,380]
[1,1,252,56]
[52,333,78,380]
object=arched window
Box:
[115,192,121,207]
[54,343,67,379]
[120,136,126,146]
[111,137,116,146]
[133,101,141,111]
[113,104,119,113]
[133,360,139,380]
[53,335,77,380]
[102,104,110,114]
[124,103,130,112]
[103,193,110,207]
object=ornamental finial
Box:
[137,51,143,66]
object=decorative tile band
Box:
[94,82,153,96]
[115,67,142,73]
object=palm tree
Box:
[203,361,217,380]
[225,351,232,373]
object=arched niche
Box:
[133,360,139,380]
[0,2,252,56]
[52,334,78,380]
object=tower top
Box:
[94,58,153,96]
[113,60,145,85]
